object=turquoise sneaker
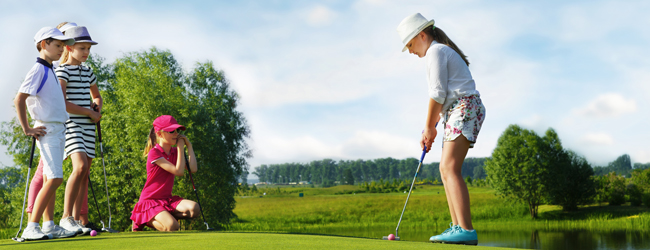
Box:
[430,225,478,245]
[429,222,455,241]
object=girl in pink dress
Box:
[130,115,200,231]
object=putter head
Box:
[11,237,25,242]
[205,222,215,231]
[102,227,119,233]
[382,236,401,241]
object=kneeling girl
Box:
[131,115,200,231]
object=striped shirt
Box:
[56,64,98,158]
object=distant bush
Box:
[626,184,643,206]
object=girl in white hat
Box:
[397,13,485,245]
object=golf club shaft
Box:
[88,174,105,227]
[184,153,208,227]
[15,137,36,239]
[96,118,113,229]
[395,146,427,238]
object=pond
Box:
[305,228,650,250]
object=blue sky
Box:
[1,0,649,173]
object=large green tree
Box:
[0,48,250,231]
[484,125,549,218]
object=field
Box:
[230,184,650,238]
[2,184,648,249]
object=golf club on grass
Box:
[383,145,428,241]
[12,137,44,242]
[183,153,214,231]
[94,107,118,233]
[87,174,105,234]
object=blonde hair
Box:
[422,26,470,66]
[57,22,72,65]
[143,127,158,157]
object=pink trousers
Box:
[26,159,89,215]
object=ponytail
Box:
[423,26,470,66]
[56,22,71,66]
[143,127,157,157]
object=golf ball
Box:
[90,230,97,236]
[388,234,395,240]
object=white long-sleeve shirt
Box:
[425,40,480,121]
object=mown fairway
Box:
[230,185,650,241]
[0,231,516,250]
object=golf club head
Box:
[205,222,215,231]
[11,237,25,242]
[382,236,401,241]
[102,227,119,233]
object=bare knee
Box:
[192,204,201,218]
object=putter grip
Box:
[420,146,427,162]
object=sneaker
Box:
[431,222,455,238]
[43,225,77,239]
[84,222,102,232]
[21,226,49,241]
[430,225,478,245]
[60,216,83,235]
[76,220,92,235]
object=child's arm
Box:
[59,78,102,123]
[13,93,46,138]
[179,135,197,173]
[154,139,187,176]
[89,84,103,112]
[421,98,443,153]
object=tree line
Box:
[252,157,487,187]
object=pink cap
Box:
[153,115,186,132]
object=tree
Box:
[546,150,596,211]
[0,49,250,231]
[341,168,354,185]
[484,125,548,218]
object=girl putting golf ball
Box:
[397,13,486,245]
[130,115,201,231]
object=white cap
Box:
[34,27,75,46]
[59,22,78,33]
[397,13,435,52]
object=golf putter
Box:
[183,151,214,231]
[93,106,118,233]
[12,137,44,242]
[383,144,429,241]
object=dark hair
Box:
[36,38,54,52]
[422,26,469,66]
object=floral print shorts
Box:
[443,95,486,148]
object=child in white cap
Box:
[25,21,101,234]
[55,25,101,236]
[14,27,76,240]
[397,13,486,245]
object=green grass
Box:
[0,231,517,250]
[231,185,650,236]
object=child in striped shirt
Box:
[55,26,101,235]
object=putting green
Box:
[0,231,520,249]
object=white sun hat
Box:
[397,13,435,52]
[34,27,75,46]
[59,22,78,33]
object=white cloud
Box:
[574,93,637,118]
[581,133,614,146]
[306,6,336,26]
[520,114,543,128]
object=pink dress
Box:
[130,144,184,230]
